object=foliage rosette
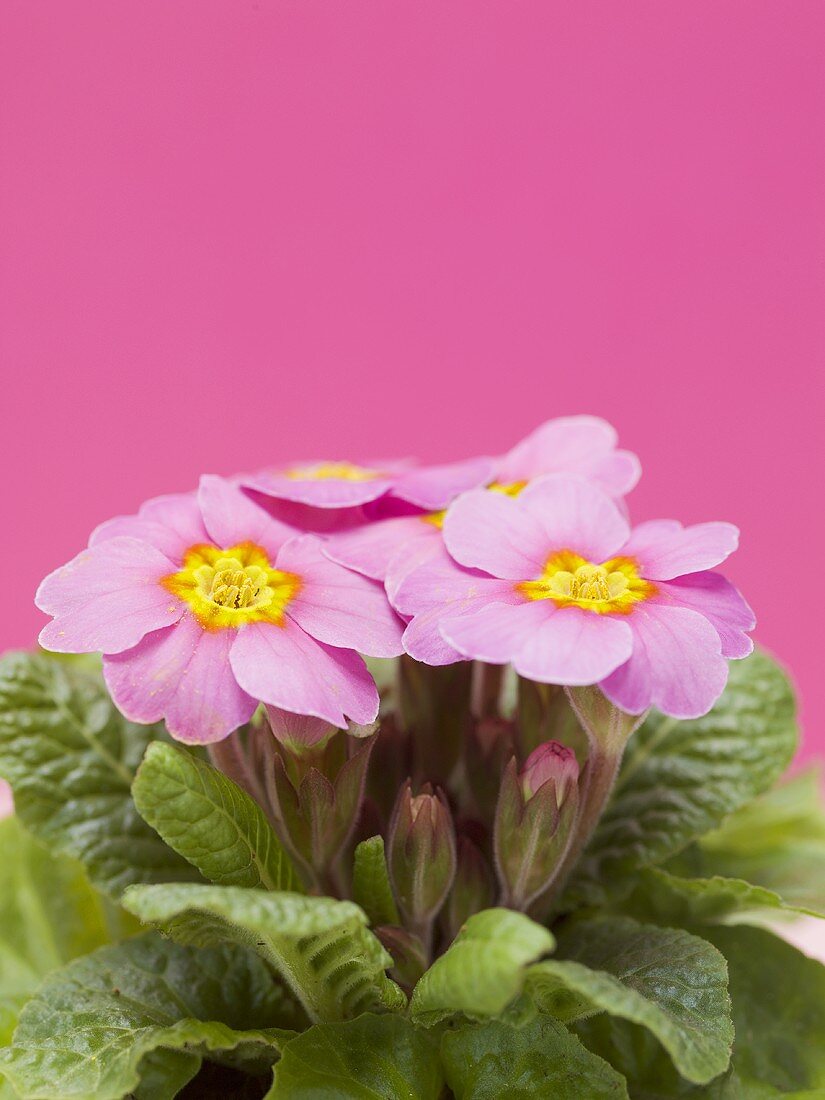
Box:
[0,416,822,1098]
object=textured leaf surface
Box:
[441,1016,629,1099]
[267,1014,443,1098]
[705,925,825,1094]
[624,867,823,926]
[351,836,399,927]
[124,883,405,1023]
[410,908,554,1025]
[133,742,299,891]
[528,915,733,1085]
[566,650,798,907]
[673,769,825,914]
[0,934,294,1100]
[0,653,198,897]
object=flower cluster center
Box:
[518,551,654,614]
[162,542,301,631]
[200,558,270,609]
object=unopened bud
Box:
[443,834,496,941]
[388,781,457,948]
[521,741,579,803]
[494,742,580,911]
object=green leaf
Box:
[123,883,405,1023]
[351,836,399,927]
[0,933,295,1100]
[441,1015,629,1099]
[132,741,300,892]
[267,1014,443,1098]
[410,908,554,1025]
[623,867,823,927]
[566,650,798,907]
[0,652,199,898]
[705,925,825,1094]
[672,769,825,915]
[0,816,114,1041]
[528,915,733,1085]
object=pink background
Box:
[1,3,823,758]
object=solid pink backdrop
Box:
[1,2,823,758]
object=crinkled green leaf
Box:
[528,915,733,1085]
[267,1014,443,1098]
[705,925,825,1094]
[0,816,114,1044]
[623,867,824,926]
[566,650,798,907]
[669,770,825,915]
[441,1015,629,1099]
[351,836,399,927]
[410,908,554,1025]
[0,933,295,1100]
[124,883,405,1023]
[133,741,300,892]
[0,652,198,898]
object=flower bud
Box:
[521,741,579,803]
[387,781,457,948]
[443,833,496,941]
[494,741,580,910]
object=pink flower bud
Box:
[520,741,579,804]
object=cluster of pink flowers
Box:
[37,417,754,745]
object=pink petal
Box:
[587,450,642,497]
[324,515,431,581]
[384,528,444,603]
[230,619,378,727]
[104,615,257,743]
[241,467,397,508]
[265,705,336,749]
[620,520,739,580]
[654,571,755,659]
[512,606,634,685]
[199,475,297,557]
[518,475,631,562]
[276,535,404,658]
[391,456,496,510]
[37,537,184,654]
[442,490,549,579]
[392,543,517,616]
[402,607,466,665]
[90,492,210,563]
[497,416,640,496]
[440,599,551,664]
[600,604,729,719]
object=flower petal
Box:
[512,607,634,685]
[90,492,210,563]
[440,600,551,664]
[325,515,431,581]
[620,520,740,580]
[600,604,729,718]
[392,456,496,510]
[384,529,444,603]
[497,415,640,497]
[199,475,296,557]
[230,620,378,726]
[36,537,183,654]
[654,571,755,659]
[392,543,517,616]
[103,615,257,743]
[241,467,396,508]
[277,535,404,658]
[442,490,549,579]
[518,475,631,562]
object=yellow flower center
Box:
[488,480,527,498]
[519,551,655,614]
[287,462,380,482]
[162,543,300,631]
